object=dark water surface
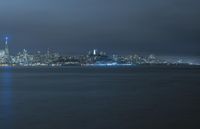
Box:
[0,66,200,129]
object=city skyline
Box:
[0,36,200,57]
[0,36,199,66]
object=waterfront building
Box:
[0,37,10,64]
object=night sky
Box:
[0,0,199,55]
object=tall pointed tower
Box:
[5,36,9,56]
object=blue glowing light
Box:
[5,36,9,42]
[85,63,134,67]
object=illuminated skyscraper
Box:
[93,49,97,55]
[5,36,9,56]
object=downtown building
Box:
[0,37,10,64]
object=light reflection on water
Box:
[0,67,13,129]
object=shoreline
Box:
[0,63,199,68]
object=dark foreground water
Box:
[0,66,200,129]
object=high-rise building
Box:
[93,49,97,55]
[5,36,9,57]
[0,37,10,63]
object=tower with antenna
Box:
[5,36,9,56]
[3,36,11,64]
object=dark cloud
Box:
[0,0,199,55]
